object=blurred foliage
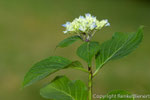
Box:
[0,0,150,100]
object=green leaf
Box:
[100,90,134,100]
[57,35,81,48]
[69,61,89,73]
[77,41,100,66]
[68,61,83,68]
[40,76,88,100]
[23,56,72,88]
[94,27,143,76]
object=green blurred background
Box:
[0,0,150,100]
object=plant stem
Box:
[88,67,93,100]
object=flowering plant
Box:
[23,13,143,100]
[62,13,110,41]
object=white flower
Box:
[62,13,110,41]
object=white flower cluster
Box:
[62,13,110,35]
